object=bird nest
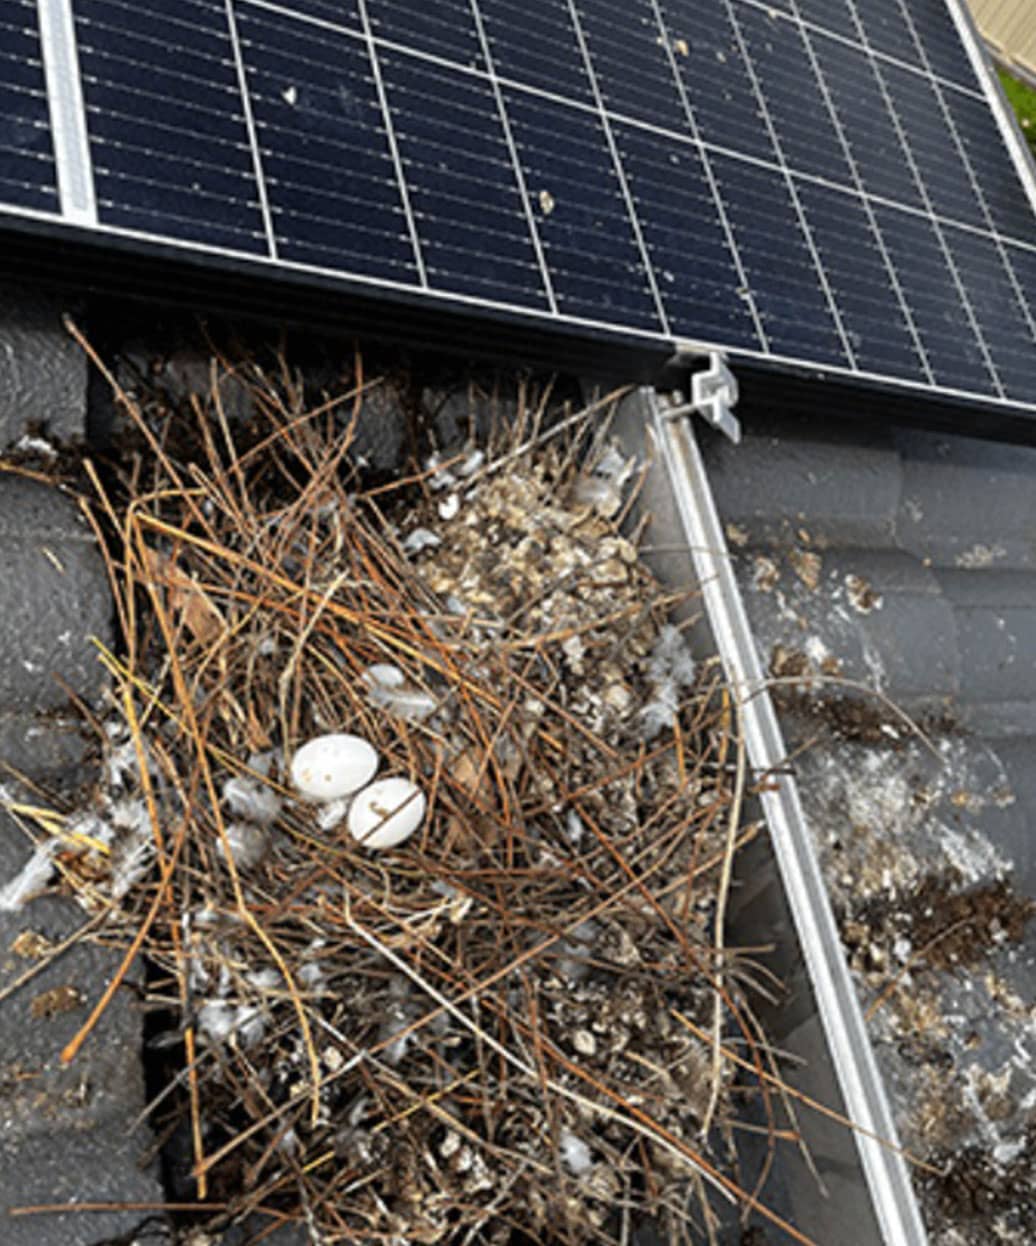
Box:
[10,337,804,1245]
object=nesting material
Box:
[36,355,782,1246]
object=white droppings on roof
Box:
[955,543,1007,569]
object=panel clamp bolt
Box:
[661,349,741,444]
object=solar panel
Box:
[8,0,1036,427]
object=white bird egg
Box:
[347,777,426,849]
[291,734,378,802]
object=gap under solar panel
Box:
[7,0,1036,424]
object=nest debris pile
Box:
[7,349,793,1245]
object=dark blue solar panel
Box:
[797,181,927,382]
[580,0,686,133]
[74,0,267,250]
[944,224,1036,401]
[856,0,920,65]
[480,0,591,103]
[940,88,1036,239]
[811,33,925,211]
[0,2,58,211]
[267,0,362,31]
[4,0,1036,425]
[615,123,760,349]
[792,0,858,42]
[909,0,977,87]
[381,53,549,306]
[882,62,988,230]
[670,0,778,167]
[505,90,661,328]
[367,0,484,71]
[236,5,417,281]
[736,7,851,185]
[874,202,995,394]
[712,154,848,367]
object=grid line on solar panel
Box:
[74,105,253,169]
[367,0,484,70]
[224,0,278,257]
[354,0,428,286]
[575,0,686,132]
[786,0,934,384]
[479,0,593,104]
[86,135,261,202]
[940,88,1036,239]
[721,0,858,368]
[854,0,919,64]
[665,2,779,167]
[1001,246,1036,378]
[73,12,233,75]
[903,0,979,86]
[872,202,998,395]
[255,0,362,29]
[651,0,767,348]
[74,7,256,140]
[886,0,1036,356]
[796,182,930,381]
[0,88,51,142]
[468,0,558,313]
[79,56,251,129]
[503,90,662,329]
[881,62,988,230]
[946,224,1036,400]
[810,33,927,212]
[73,14,254,138]
[236,3,419,280]
[754,0,984,97]
[712,156,851,366]
[0,7,58,211]
[378,51,549,306]
[0,46,52,94]
[77,0,241,60]
[94,197,267,249]
[614,124,761,350]
[564,0,670,333]
[736,8,853,186]
[840,2,1007,401]
[236,12,401,169]
[76,0,268,250]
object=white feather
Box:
[559,1129,593,1175]
[0,840,58,912]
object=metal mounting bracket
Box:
[660,348,741,444]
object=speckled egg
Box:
[290,734,378,802]
[347,777,426,849]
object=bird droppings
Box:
[845,572,883,613]
[752,553,780,592]
[788,546,822,591]
[29,984,84,1020]
[955,542,1007,569]
[791,717,1035,1245]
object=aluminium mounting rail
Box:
[639,384,929,1246]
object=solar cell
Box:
[8,0,1036,430]
[4,0,58,212]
